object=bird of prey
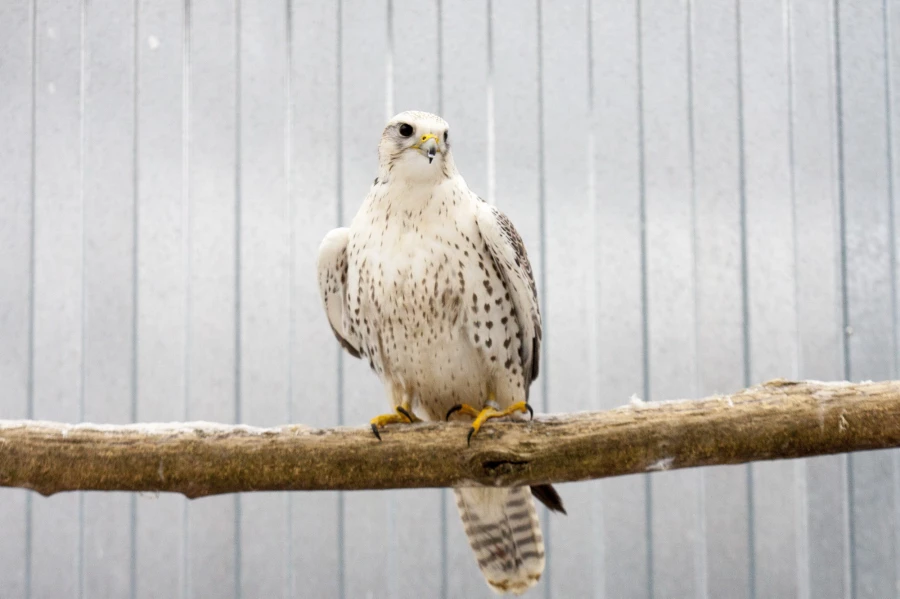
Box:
[317,111,565,595]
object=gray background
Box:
[1,0,898,597]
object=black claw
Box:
[371,423,382,441]
[467,427,475,447]
[397,406,414,422]
[446,404,463,421]
[525,403,534,420]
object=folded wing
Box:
[316,227,361,359]
[474,203,542,386]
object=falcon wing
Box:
[316,227,361,359]
[474,203,542,385]
[475,206,564,514]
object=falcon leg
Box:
[446,394,534,446]
[370,402,421,441]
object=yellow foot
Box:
[446,398,534,446]
[370,404,420,441]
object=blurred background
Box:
[1,0,898,597]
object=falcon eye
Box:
[398,123,414,137]
[444,131,448,143]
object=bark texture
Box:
[1,379,899,498]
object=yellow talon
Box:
[447,396,533,445]
[370,404,420,441]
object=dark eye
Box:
[444,131,448,143]
[398,123,413,137]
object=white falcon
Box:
[317,111,565,595]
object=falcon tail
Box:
[454,487,545,595]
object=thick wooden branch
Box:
[2,380,899,498]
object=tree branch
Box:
[2,379,899,498]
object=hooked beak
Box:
[414,134,440,164]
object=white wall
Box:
[1,1,897,597]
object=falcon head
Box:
[379,111,454,181]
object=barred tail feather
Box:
[454,487,545,595]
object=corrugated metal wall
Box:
[1,0,898,597]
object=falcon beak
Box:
[415,134,440,164]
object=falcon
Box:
[317,111,565,595]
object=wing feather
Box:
[316,227,361,359]
[474,203,542,385]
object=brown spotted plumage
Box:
[316,111,564,595]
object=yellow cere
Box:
[413,133,440,149]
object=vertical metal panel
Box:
[30,0,83,595]
[387,3,445,597]
[837,1,899,597]
[441,0,489,198]
[187,0,239,596]
[81,0,136,595]
[490,3,544,596]
[590,2,649,597]
[392,0,440,113]
[339,2,391,597]
[791,1,849,597]
[238,1,291,596]
[690,2,750,597]
[740,2,803,597]
[289,1,342,597]
[639,1,702,596]
[540,2,595,598]
[491,1,544,403]
[888,2,900,594]
[134,0,188,597]
[0,0,33,595]
[440,2,493,596]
